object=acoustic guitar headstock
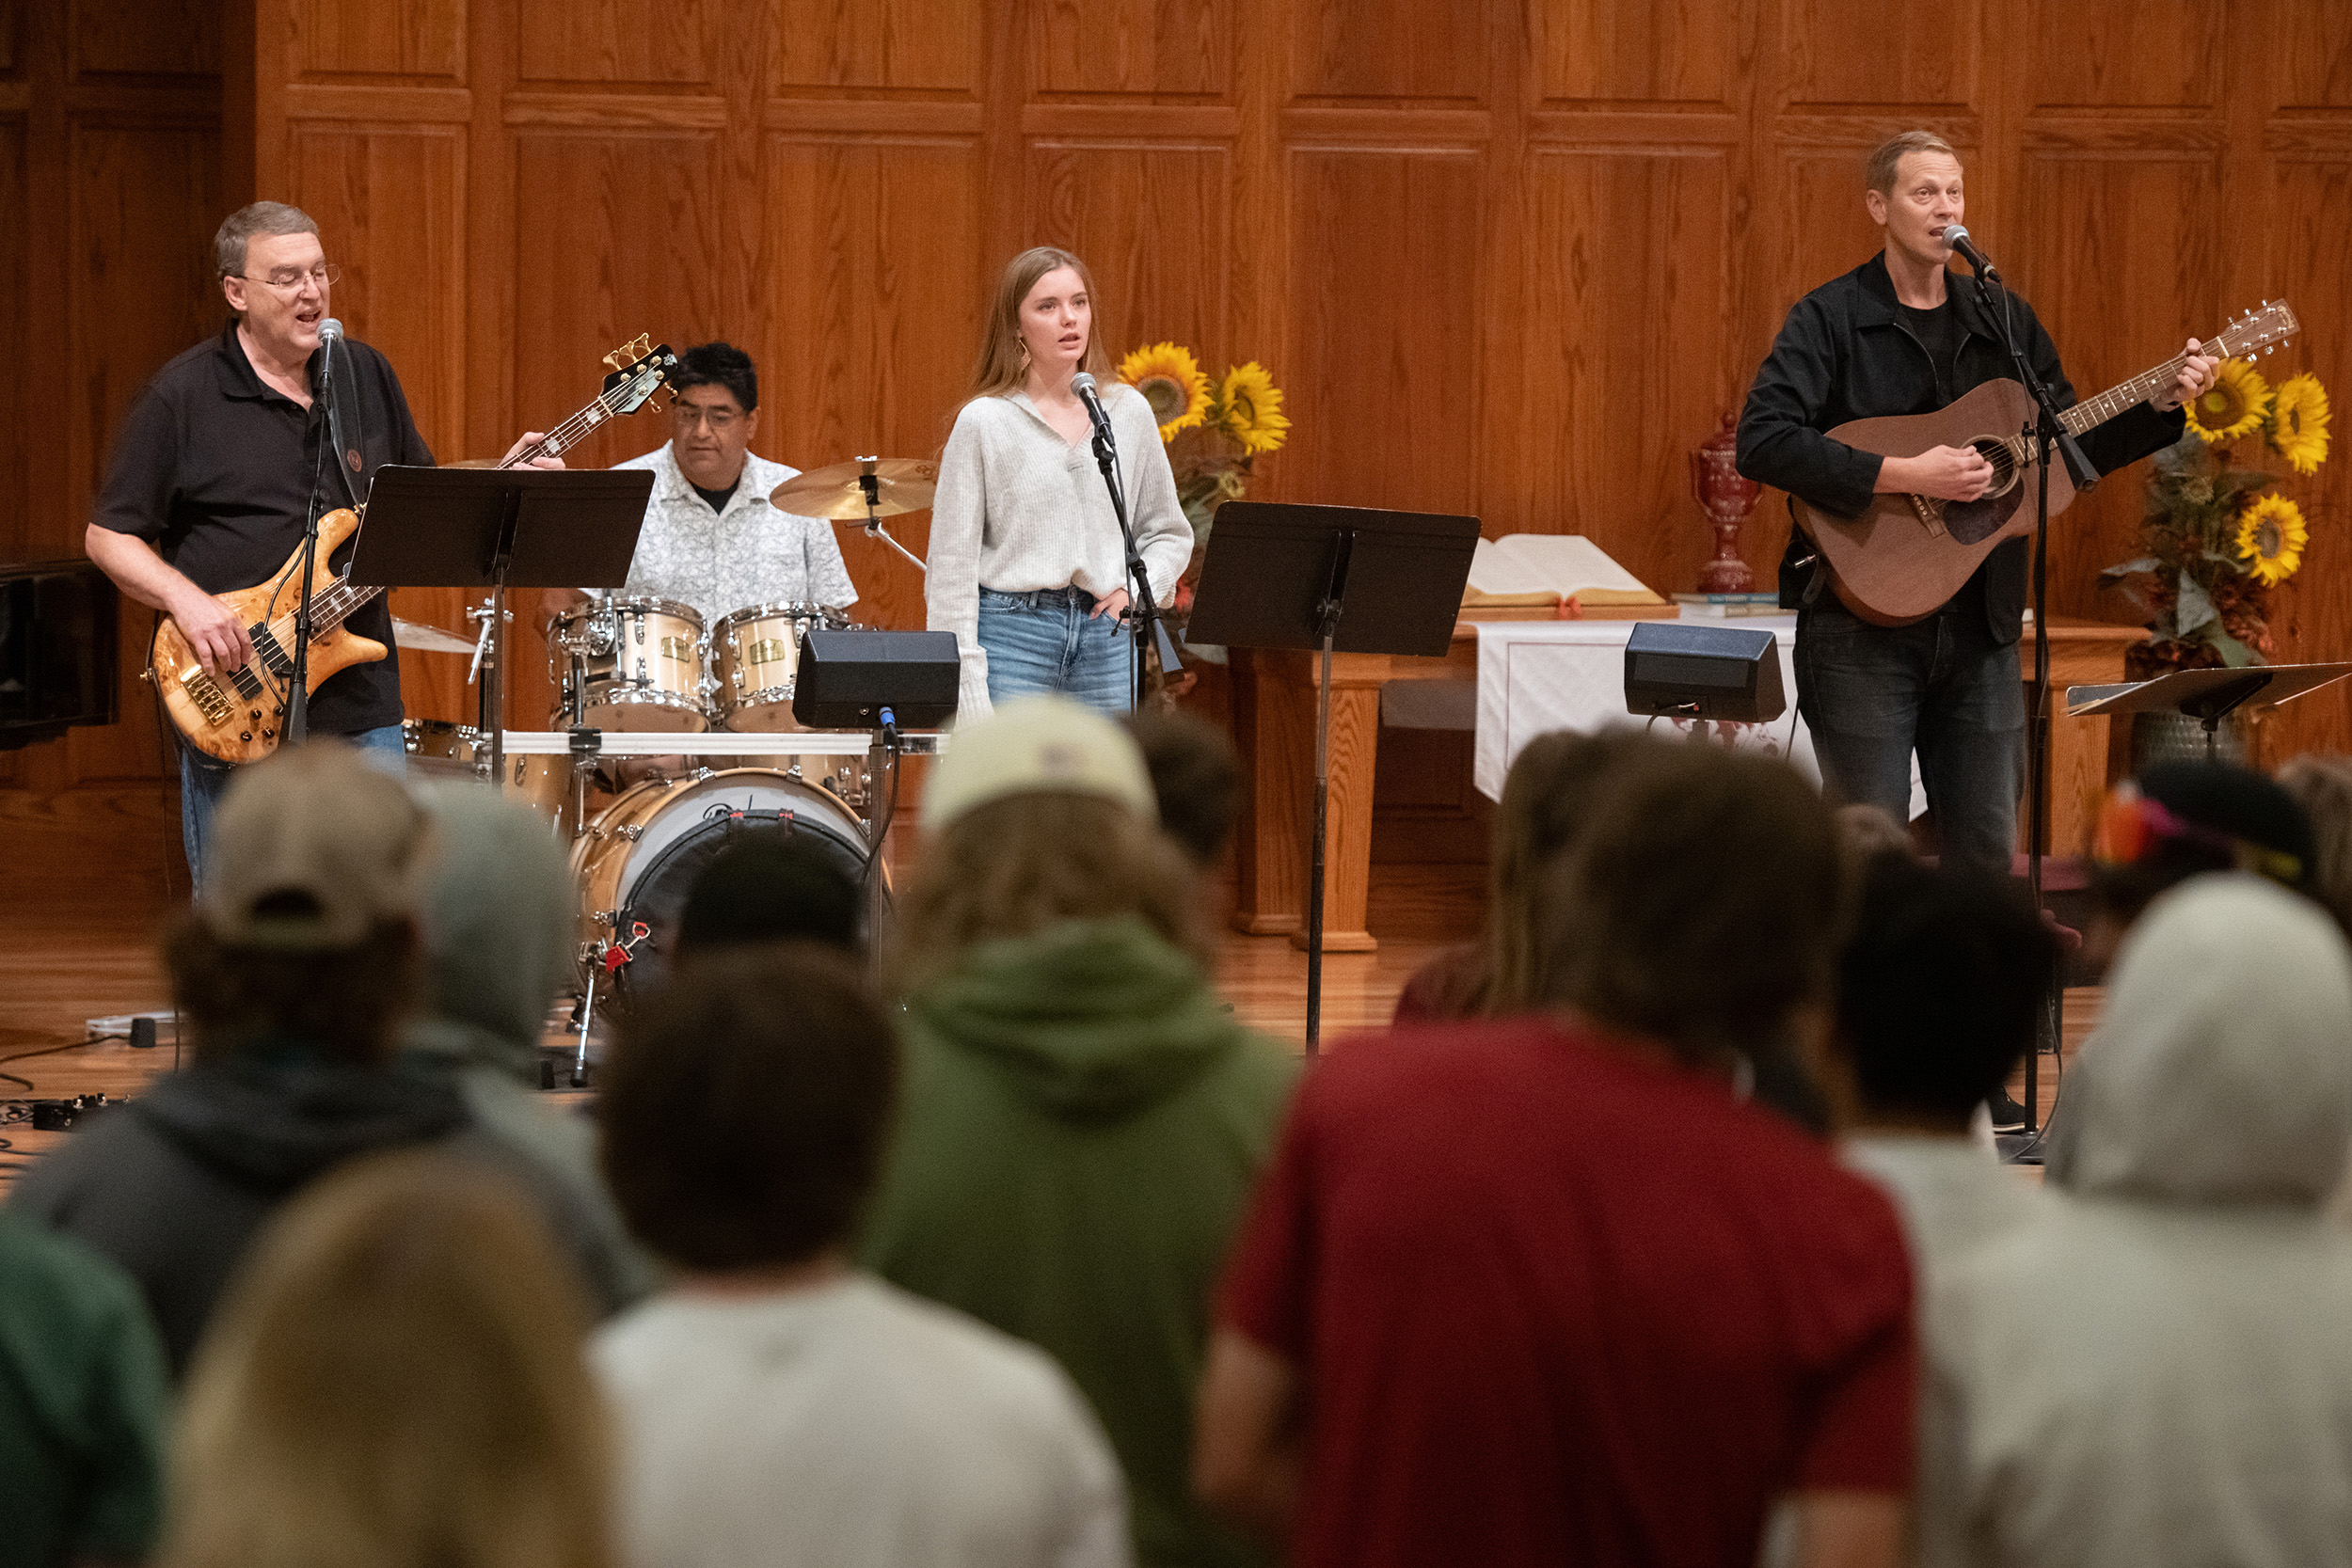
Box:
[2209,300,2299,363]
[601,335,679,415]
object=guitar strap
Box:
[322,334,370,513]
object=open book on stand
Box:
[1459,534,1676,621]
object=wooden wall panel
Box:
[1540,0,1737,106]
[766,135,983,632]
[2032,1,2220,110]
[1025,141,1229,359]
[1033,0,1225,99]
[289,0,463,80]
[1516,148,1731,592]
[1293,0,1484,102]
[0,121,24,569]
[2015,151,2224,626]
[511,131,724,468]
[1776,0,1978,106]
[71,0,216,76]
[771,0,977,92]
[1286,149,1481,513]
[2277,9,2352,107]
[516,0,711,87]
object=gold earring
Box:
[1017,337,1031,370]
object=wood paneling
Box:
[516,0,711,88]
[771,0,977,93]
[1776,0,1978,107]
[1293,0,1485,103]
[2031,1,2221,111]
[289,0,463,82]
[767,135,983,632]
[1540,0,1740,107]
[71,0,216,77]
[1517,148,1731,592]
[1033,0,1226,99]
[1287,149,1481,513]
[0,120,24,567]
[1026,140,1229,358]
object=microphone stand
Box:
[1083,398,1182,710]
[284,335,339,746]
[1969,260,2096,1150]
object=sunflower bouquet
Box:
[2102,360,2331,674]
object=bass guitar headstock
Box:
[2209,300,2299,363]
[601,335,679,415]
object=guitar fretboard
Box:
[2058,316,2281,438]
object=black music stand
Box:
[2063,662,2352,751]
[346,466,653,785]
[1186,501,1480,1050]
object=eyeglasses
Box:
[234,263,342,293]
[672,404,742,433]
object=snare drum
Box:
[708,601,850,732]
[402,719,486,780]
[550,596,709,733]
[571,768,876,999]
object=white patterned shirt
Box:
[603,441,858,627]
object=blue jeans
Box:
[180,723,407,895]
[1795,604,2024,875]
[977,586,1136,715]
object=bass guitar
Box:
[150,337,676,763]
[1794,301,2299,626]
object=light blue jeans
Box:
[180,723,407,894]
[977,586,1137,715]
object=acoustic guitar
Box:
[150,336,677,763]
[1793,300,2300,626]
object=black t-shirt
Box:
[691,477,739,515]
[1897,297,1964,400]
[91,320,433,735]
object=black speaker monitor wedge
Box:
[791,629,961,730]
[1623,620,1787,723]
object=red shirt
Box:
[1219,1017,1915,1568]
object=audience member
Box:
[675,829,863,958]
[404,784,660,1314]
[2039,760,2315,1177]
[1835,801,1916,866]
[0,1212,169,1568]
[1123,706,1243,869]
[1927,875,2352,1567]
[2275,751,2352,942]
[158,1150,612,1568]
[864,695,1294,1568]
[1833,857,2057,1258]
[10,742,464,1374]
[1197,739,1913,1568]
[596,944,1130,1568]
[1392,727,1651,1023]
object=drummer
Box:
[543,341,857,631]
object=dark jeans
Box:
[1795,604,2023,875]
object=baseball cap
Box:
[922,694,1157,832]
[201,741,436,950]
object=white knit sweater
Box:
[924,386,1192,721]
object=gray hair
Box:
[1866,131,1957,197]
[215,201,319,281]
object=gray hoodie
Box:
[404,785,660,1314]
[1923,875,2352,1568]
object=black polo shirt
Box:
[91,319,433,735]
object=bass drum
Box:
[571,768,874,1002]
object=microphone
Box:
[315,316,343,396]
[1940,226,1999,282]
[317,316,343,346]
[1070,372,1115,443]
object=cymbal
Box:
[770,456,938,520]
[393,618,481,657]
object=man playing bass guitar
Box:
[84,201,558,884]
[1738,132,2217,885]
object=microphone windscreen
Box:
[318,317,344,343]
[1070,372,1098,395]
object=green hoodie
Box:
[862,915,1297,1568]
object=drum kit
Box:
[398,455,940,1027]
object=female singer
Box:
[927,246,1191,721]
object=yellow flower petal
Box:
[1117,341,1211,441]
[2268,372,2331,477]
[2187,357,2272,446]
[2235,492,2309,587]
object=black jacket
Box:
[1736,253,2184,643]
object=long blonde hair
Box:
[160,1152,614,1568]
[966,245,1115,401]
[890,791,1210,991]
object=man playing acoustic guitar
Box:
[85,201,557,884]
[1739,132,2217,880]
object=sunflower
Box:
[2267,372,2331,476]
[2185,357,2271,446]
[1119,341,1211,441]
[2235,492,2310,587]
[1216,361,1292,455]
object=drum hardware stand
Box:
[572,919,650,1088]
[853,458,929,574]
[864,706,904,949]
